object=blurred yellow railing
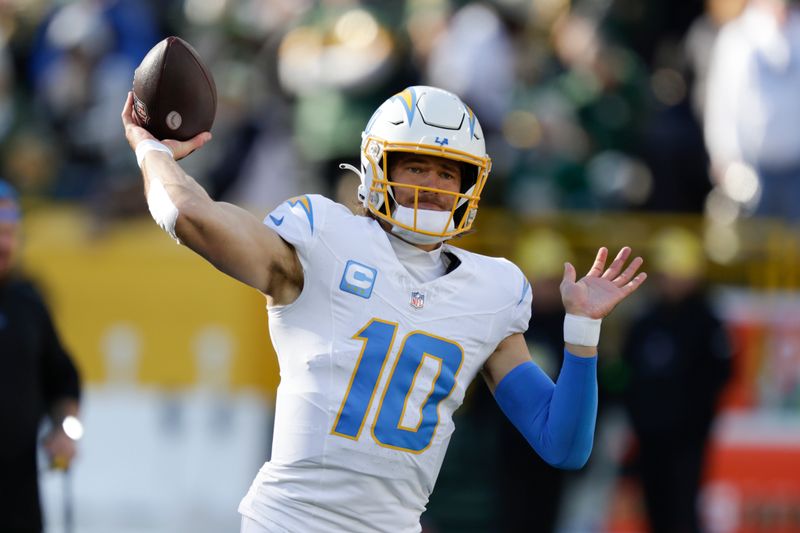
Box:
[20,205,279,394]
[18,204,800,393]
[460,210,800,290]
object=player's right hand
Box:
[121,91,211,161]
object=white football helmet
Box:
[351,85,492,244]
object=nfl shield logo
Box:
[410,291,425,309]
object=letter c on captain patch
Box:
[340,260,378,299]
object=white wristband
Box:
[147,177,180,243]
[563,313,602,346]
[135,139,173,168]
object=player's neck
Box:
[386,233,448,284]
[406,239,441,252]
[387,232,444,254]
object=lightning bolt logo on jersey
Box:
[241,195,532,533]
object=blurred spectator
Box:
[27,0,161,198]
[636,48,711,213]
[621,227,732,533]
[423,1,521,207]
[276,1,415,197]
[0,0,759,218]
[0,17,17,143]
[637,0,746,217]
[504,11,654,213]
[704,0,800,221]
[425,2,516,134]
[201,33,310,210]
[603,0,705,71]
[0,179,82,533]
[685,0,747,120]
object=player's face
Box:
[0,199,19,280]
[0,219,19,280]
[389,154,462,211]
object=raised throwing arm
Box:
[121,92,302,304]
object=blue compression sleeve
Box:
[493,351,598,469]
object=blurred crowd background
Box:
[0,0,769,220]
[3,0,800,532]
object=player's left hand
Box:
[560,246,646,319]
[43,426,77,470]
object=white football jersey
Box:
[239,195,532,532]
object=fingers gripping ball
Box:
[133,36,217,141]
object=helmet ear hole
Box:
[453,202,469,229]
[385,152,399,177]
[460,164,478,194]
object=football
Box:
[132,36,217,141]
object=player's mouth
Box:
[417,201,445,210]
[415,193,450,211]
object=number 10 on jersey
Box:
[331,319,464,453]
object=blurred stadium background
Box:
[2,0,799,531]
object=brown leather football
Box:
[132,36,217,141]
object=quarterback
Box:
[122,86,645,532]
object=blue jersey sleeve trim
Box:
[518,278,531,305]
[493,351,598,469]
[286,195,314,234]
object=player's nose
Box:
[418,168,445,187]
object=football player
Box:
[122,86,646,533]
